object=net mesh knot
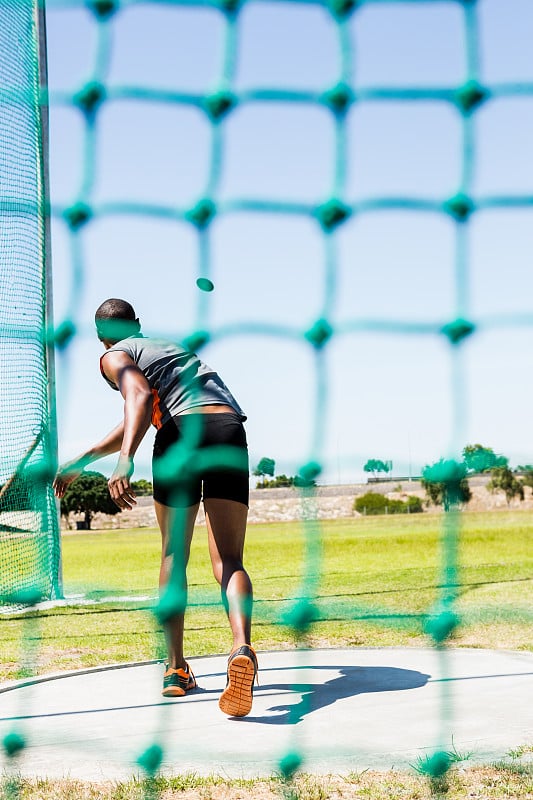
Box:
[422,750,452,778]
[425,609,460,644]
[441,317,475,345]
[283,599,318,636]
[298,461,322,486]
[422,458,465,486]
[279,749,303,779]
[322,82,354,115]
[186,199,216,229]
[217,0,242,15]
[156,586,188,625]
[204,90,237,121]
[3,732,26,758]
[305,319,333,348]
[316,198,352,231]
[327,0,358,20]
[455,80,488,114]
[74,81,106,116]
[182,329,210,352]
[52,319,77,350]
[444,193,474,221]
[63,202,92,230]
[137,743,164,776]
[89,0,119,20]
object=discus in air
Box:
[196,277,214,292]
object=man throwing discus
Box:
[53,298,257,717]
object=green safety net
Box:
[1,0,532,795]
[0,0,61,608]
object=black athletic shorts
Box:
[152,412,249,508]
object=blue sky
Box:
[45,0,533,484]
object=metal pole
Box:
[35,0,63,598]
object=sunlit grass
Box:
[0,511,531,681]
[2,762,532,800]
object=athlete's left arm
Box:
[101,350,153,509]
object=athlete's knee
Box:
[224,555,245,571]
[221,558,250,588]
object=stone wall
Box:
[60,476,533,531]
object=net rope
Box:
[1,0,533,794]
[0,0,61,609]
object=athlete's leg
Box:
[206,497,257,716]
[204,498,252,648]
[155,499,199,670]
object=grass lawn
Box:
[1,510,531,682]
[1,511,532,799]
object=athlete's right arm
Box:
[52,421,125,499]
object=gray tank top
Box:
[100,335,245,429]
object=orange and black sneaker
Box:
[218,644,258,717]
[162,661,197,698]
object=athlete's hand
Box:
[53,460,84,499]
[108,456,137,510]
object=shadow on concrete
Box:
[0,664,430,726]
[242,664,431,725]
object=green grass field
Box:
[1,511,532,799]
[1,511,532,682]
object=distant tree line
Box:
[130,479,153,496]
[356,443,533,515]
[421,444,530,510]
[252,457,316,489]
[51,444,533,528]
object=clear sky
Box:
[45,0,533,485]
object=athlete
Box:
[53,298,257,717]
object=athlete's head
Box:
[95,298,141,344]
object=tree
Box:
[60,471,121,529]
[269,474,292,488]
[462,444,508,474]
[363,459,391,478]
[421,459,471,511]
[131,479,153,496]
[257,474,294,489]
[253,457,275,487]
[487,466,524,505]
[519,468,533,490]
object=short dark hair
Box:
[95,298,140,343]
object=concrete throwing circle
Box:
[0,647,532,779]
